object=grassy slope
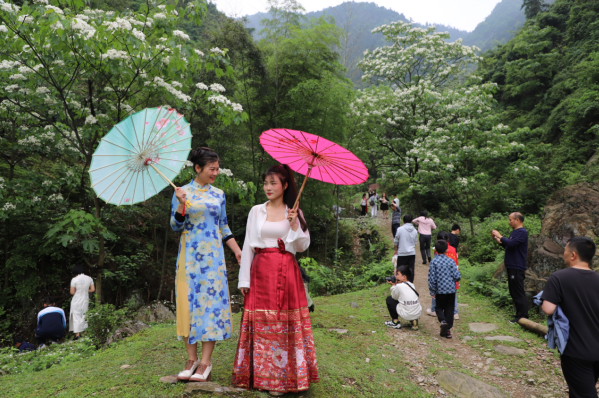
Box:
[0,286,429,398]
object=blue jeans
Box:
[431,294,458,314]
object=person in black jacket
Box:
[492,213,529,323]
[35,296,66,347]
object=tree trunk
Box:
[414,190,422,214]
[157,213,169,301]
[3,222,8,290]
[94,197,105,303]
[469,214,475,236]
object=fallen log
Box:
[518,317,548,336]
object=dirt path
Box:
[368,213,568,398]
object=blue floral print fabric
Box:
[170,180,233,344]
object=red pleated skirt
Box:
[232,241,319,392]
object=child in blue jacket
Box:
[428,240,461,338]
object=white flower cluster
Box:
[71,18,96,37]
[103,17,132,31]
[0,2,19,12]
[1,202,16,211]
[48,193,64,202]
[0,25,7,33]
[184,160,193,168]
[17,15,33,24]
[194,49,204,57]
[209,83,225,93]
[5,84,19,93]
[132,28,145,41]
[42,180,53,186]
[173,30,190,40]
[0,60,18,69]
[208,94,243,112]
[210,47,225,56]
[36,87,51,94]
[32,197,41,203]
[9,74,26,80]
[0,176,4,189]
[219,168,233,177]
[101,49,129,60]
[152,77,191,102]
[45,5,64,14]
[85,115,97,125]
[196,83,208,90]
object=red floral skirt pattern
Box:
[232,242,319,392]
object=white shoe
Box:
[426,309,436,317]
[177,359,200,381]
[189,362,212,382]
[454,314,460,320]
[384,320,402,329]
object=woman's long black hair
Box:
[420,210,428,219]
[262,164,308,232]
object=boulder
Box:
[494,345,527,356]
[124,289,145,311]
[105,320,148,345]
[133,302,175,323]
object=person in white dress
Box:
[69,265,95,338]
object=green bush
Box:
[85,302,127,348]
[460,259,512,308]
[0,338,96,374]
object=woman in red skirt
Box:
[232,164,319,396]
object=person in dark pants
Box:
[360,193,367,216]
[492,213,529,323]
[394,214,418,283]
[541,237,599,398]
[35,296,66,347]
[390,203,402,239]
[428,240,461,339]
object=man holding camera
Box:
[492,212,529,323]
[385,265,422,331]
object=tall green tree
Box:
[521,0,549,19]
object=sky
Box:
[210,0,503,32]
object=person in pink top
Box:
[412,211,437,264]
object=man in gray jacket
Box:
[394,214,419,283]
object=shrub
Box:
[0,338,96,374]
[460,259,512,308]
[85,302,127,348]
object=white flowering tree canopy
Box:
[351,21,506,181]
[0,0,246,217]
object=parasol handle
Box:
[289,165,312,221]
[145,159,185,216]
[146,162,177,190]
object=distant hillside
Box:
[242,2,470,84]
[463,0,525,51]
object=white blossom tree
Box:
[351,21,505,208]
[0,0,246,299]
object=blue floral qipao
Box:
[170,180,233,343]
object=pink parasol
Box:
[260,128,368,208]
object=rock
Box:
[486,358,495,365]
[105,320,148,345]
[523,182,599,295]
[436,370,509,398]
[494,345,527,356]
[365,358,370,363]
[527,379,535,385]
[521,371,535,376]
[484,336,524,343]
[469,323,498,333]
[159,375,178,384]
[349,316,356,319]
[387,369,396,373]
[328,328,348,334]
[0,369,7,376]
[483,352,492,357]
[184,382,227,395]
[350,301,360,309]
[120,365,131,369]
[462,336,473,341]
[458,303,469,307]
[133,302,175,323]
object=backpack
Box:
[369,196,375,206]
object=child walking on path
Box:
[428,240,461,339]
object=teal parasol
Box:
[89,107,192,206]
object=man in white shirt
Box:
[393,195,400,209]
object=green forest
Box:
[0,0,597,358]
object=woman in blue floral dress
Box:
[171,147,242,383]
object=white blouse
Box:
[238,202,310,289]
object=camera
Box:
[385,276,396,283]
